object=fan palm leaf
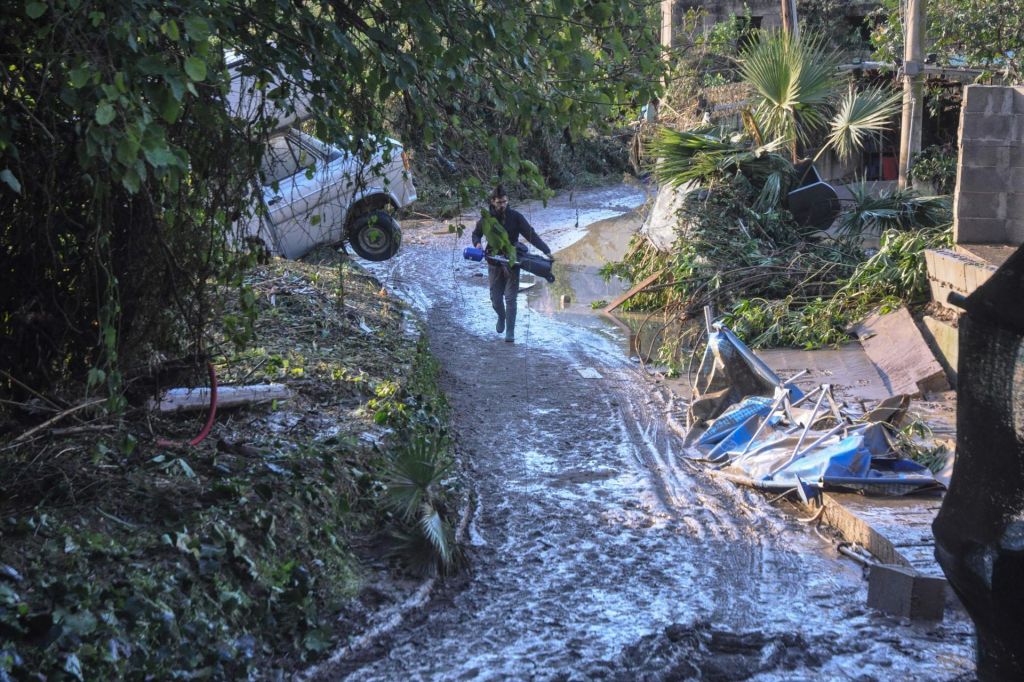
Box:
[382,435,451,522]
[824,87,903,161]
[418,501,454,565]
[838,181,952,237]
[738,31,839,148]
[651,127,791,189]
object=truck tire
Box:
[348,210,402,261]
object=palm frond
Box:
[738,31,839,146]
[825,87,902,161]
[753,171,783,212]
[838,181,953,237]
[382,435,451,522]
[418,501,453,565]
[652,127,793,190]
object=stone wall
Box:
[954,85,1024,245]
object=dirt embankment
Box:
[0,252,456,679]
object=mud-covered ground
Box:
[311,186,975,680]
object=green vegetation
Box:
[1,0,664,404]
[606,28,951,367]
[737,31,901,159]
[0,257,458,678]
[723,226,952,348]
[909,145,959,194]
[871,0,1024,81]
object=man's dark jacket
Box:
[472,208,551,256]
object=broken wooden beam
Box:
[148,384,292,413]
[602,268,667,313]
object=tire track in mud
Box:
[607,367,813,628]
[321,204,975,680]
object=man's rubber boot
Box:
[496,316,505,334]
[504,320,515,343]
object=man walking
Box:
[471,185,552,343]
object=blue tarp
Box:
[702,410,941,496]
[698,396,774,445]
[764,435,872,485]
[691,322,941,497]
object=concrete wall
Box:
[954,85,1024,246]
[678,1,783,31]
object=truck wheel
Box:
[348,210,402,261]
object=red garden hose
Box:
[156,361,218,448]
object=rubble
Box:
[687,314,943,501]
[851,307,949,397]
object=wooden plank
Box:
[852,307,949,397]
[602,269,666,313]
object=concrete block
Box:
[959,144,1011,170]
[958,167,1010,194]
[956,192,1006,220]
[1010,146,1024,169]
[1007,219,1024,244]
[955,217,1009,243]
[1006,192,1024,219]
[977,266,995,286]
[921,316,958,385]
[965,257,985,292]
[926,249,998,308]
[963,85,1013,115]
[868,564,947,620]
[961,113,1017,143]
[928,277,952,308]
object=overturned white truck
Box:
[225,54,416,261]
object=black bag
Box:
[517,252,555,283]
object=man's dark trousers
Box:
[488,263,519,339]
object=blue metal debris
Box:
[689,320,942,500]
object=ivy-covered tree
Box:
[0,0,664,400]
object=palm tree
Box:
[738,31,838,154]
[736,31,902,162]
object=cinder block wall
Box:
[954,85,1024,245]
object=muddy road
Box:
[320,186,974,680]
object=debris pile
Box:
[686,314,943,502]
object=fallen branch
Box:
[12,398,106,444]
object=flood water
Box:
[319,184,975,680]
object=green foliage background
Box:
[870,0,1024,81]
[1,0,664,400]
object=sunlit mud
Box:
[328,184,975,680]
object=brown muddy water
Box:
[315,185,974,680]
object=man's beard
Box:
[491,206,506,219]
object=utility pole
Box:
[898,0,925,189]
[780,0,799,38]
[661,0,673,52]
[649,0,675,123]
